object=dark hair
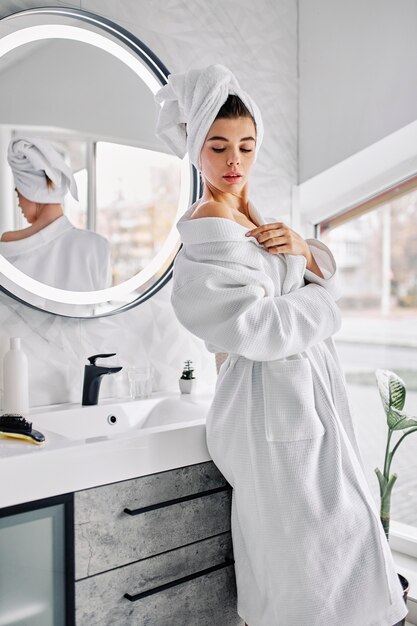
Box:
[45,173,55,190]
[215,94,256,128]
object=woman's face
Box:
[15,190,38,223]
[200,116,256,193]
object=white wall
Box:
[0,0,298,407]
[299,0,417,182]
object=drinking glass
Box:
[126,365,153,400]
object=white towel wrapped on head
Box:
[7,136,79,204]
[154,64,264,169]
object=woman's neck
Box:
[201,182,250,215]
[0,205,64,242]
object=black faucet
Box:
[82,353,123,406]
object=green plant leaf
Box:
[375,369,406,416]
[388,405,417,431]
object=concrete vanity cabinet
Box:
[74,460,243,626]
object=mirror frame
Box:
[0,7,201,318]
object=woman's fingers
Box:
[247,223,290,250]
[245,222,286,237]
[246,222,308,257]
[257,229,287,246]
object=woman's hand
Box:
[245,222,324,278]
[245,222,310,259]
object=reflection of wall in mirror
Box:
[0,39,164,150]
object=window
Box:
[319,184,417,528]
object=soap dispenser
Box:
[2,337,29,415]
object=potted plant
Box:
[179,360,195,394]
[375,368,414,626]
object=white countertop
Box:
[0,391,215,509]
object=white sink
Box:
[29,392,214,441]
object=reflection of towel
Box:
[7,136,78,203]
[154,64,264,169]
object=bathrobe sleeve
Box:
[303,238,342,301]
[171,267,342,362]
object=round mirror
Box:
[0,7,200,317]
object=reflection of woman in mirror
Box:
[0,136,111,290]
[155,65,408,626]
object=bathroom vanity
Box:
[74,462,237,625]
[0,392,243,626]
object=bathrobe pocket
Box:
[261,357,325,442]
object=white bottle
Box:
[3,338,29,415]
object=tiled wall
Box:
[0,0,298,407]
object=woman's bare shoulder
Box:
[0,227,36,242]
[189,200,234,220]
[0,231,13,242]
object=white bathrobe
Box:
[171,201,408,626]
[0,216,111,291]
[0,216,112,315]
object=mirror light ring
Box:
[4,6,171,84]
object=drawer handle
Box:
[123,557,234,602]
[123,484,232,516]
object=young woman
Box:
[155,65,408,626]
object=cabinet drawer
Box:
[74,461,232,578]
[76,532,243,626]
